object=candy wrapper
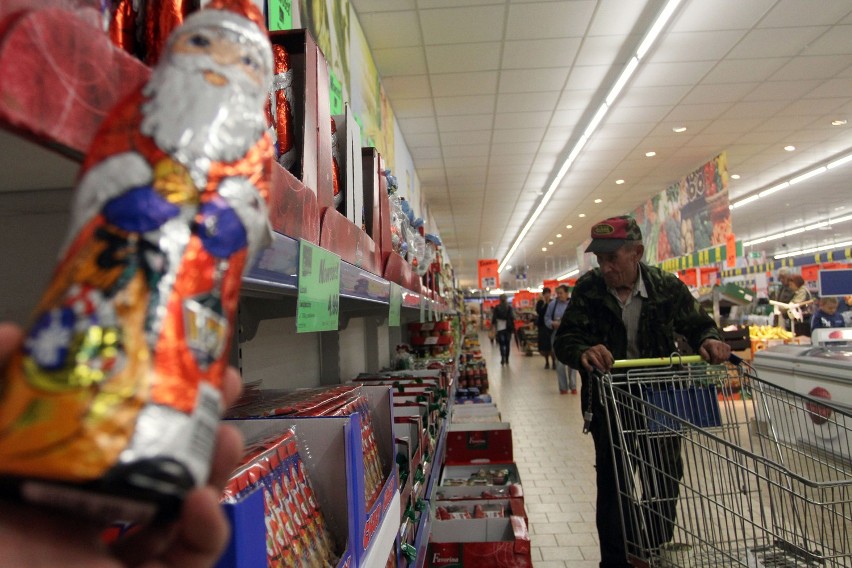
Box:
[0,0,273,522]
[269,43,298,172]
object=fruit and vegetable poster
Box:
[632,152,730,263]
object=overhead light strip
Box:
[730,151,852,209]
[774,240,852,260]
[556,268,580,280]
[743,213,852,247]
[497,0,685,274]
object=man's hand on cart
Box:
[580,344,615,372]
[699,338,731,364]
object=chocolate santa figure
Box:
[0,0,273,519]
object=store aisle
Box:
[482,333,601,567]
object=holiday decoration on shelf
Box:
[269,43,298,173]
[0,0,274,522]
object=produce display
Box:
[750,326,795,340]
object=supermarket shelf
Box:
[358,491,401,568]
[412,506,433,568]
[243,231,449,314]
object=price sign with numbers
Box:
[389,283,402,326]
[297,241,341,333]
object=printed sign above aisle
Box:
[633,152,730,264]
[477,259,500,290]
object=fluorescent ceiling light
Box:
[757,181,789,198]
[784,145,796,152]
[789,166,826,185]
[743,213,852,247]
[774,240,852,260]
[556,268,580,280]
[497,0,685,274]
[605,57,639,106]
[731,195,759,208]
[827,153,852,169]
[636,0,684,59]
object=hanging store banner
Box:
[297,241,341,333]
[477,259,500,289]
[632,152,730,263]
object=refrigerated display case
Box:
[752,328,852,411]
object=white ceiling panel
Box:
[425,43,502,74]
[351,0,852,287]
[430,71,499,97]
[420,6,506,45]
[506,1,597,41]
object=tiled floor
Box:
[482,335,601,567]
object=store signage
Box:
[266,0,292,31]
[389,283,402,326]
[726,233,736,267]
[633,152,730,263]
[296,241,340,333]
[477,259,500,289]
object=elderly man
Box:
[553,215,729,568]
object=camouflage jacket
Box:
[553,263,721,377]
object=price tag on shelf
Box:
[419,294,426,323]
[389,283,402,327]
[423,336,438,345]
[428,297,434,322]
[296,241,341,333]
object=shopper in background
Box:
[788,274,813,335]
[811,297,845,331]
[0,322,244,568]
[553,215,729,568]
[545,285,575,394]
[843,296,852,327]
[535,287,554,369]
[772,268,794,327]
[491,294,516,366]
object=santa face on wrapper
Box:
[0,0,274,522]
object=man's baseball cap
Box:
[584,215,642,254]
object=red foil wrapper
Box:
[108,0,138,55]
[271,44,297,172]
[143,0,198,66]
[0,1,274,523]
[331,116,341,208]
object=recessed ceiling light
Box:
[615,179,625,185]
[672,126,687,133]
[731,174,740,180]
[566,225,573,229]
[831,119,847,126]
[579,213,586,218]
[541,247,547,252]
[548,241,554,245]
[594,198,602,204]
[645,151,656,157]
[784,145,796,152]
[836,206,846,211]
[556,233,562,238]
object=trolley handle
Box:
[609,353,745,369]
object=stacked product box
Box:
[222,384,399,566]
[354,366,455,567]
[427,399,531,567]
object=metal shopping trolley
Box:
[596,354,852,567]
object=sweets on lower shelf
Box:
[220,428,340,567]
[225,384,387,509]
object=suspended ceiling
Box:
[349,0,852,289]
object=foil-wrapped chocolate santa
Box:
[0,0,273,521]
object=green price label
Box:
[267,0,292,31]
[329,70,343,115]
[297,241,340,333]
[389,283,402,327]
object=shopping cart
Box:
[597,354,852,567]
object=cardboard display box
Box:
[225,385,398,565]
[444,422,513,465]
[428,499,532,568]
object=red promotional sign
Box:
[726,233,736,268]
[477,259,500,289]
